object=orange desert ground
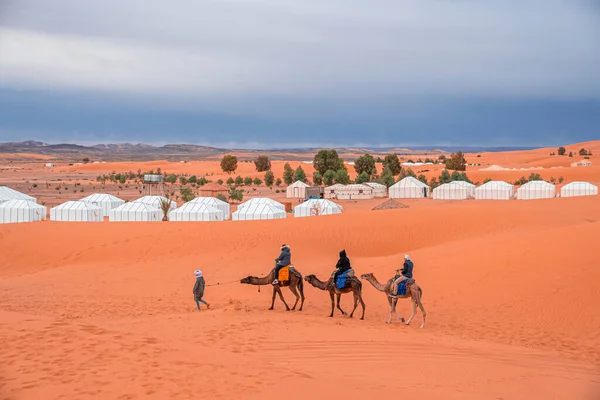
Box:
[1,143,600,400]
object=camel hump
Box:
[407,278,415,285]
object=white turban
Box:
[404,254,410,260]
[194,270,202,277]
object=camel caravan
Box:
[239,245,426,328]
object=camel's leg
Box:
[416,293,427,328]
[298,281,305,312]
[269,287,277,310]
[386,296,393,324]
[405,298,417,326]
[275,286,291,311]
[329,291,335,317]
[358,293,365,320]
[349,290,359,319]
[288,284,300,311]
[336,293,347,316]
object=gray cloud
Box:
[1,0,599,111]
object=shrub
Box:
[283,163,294,185]
[445,151,467,171]
[253,178,262,185]
[264,171,275,187]
[254,155,271,172]
[235,176,244,186]
[557,146,566,156]
[275,178,282,186]
[244,177,253,186]
[180,187,195,202]
[220,154,238,174]
[216,193,227,202]
[294,166,307,183]
[229,187,243,203]
[558,176,564,184]
[226,177,234,185]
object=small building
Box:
[168,203,223,222]
[433,182,472,200]
[389,177,429,199]
[109,202,161,222]
[330,184,374,200]
[286,180,310,199]
[81,193,125,218]
[363,182,387,197]
[50,201,103,222]
[474,181,514,200]
[324,184,346,199]
[293,199,343,218]
[45,163,55,168]
[198,182,229,198]
[516,181,556,200]
[232,203,286,221]
[0,186,37,204]
[190,197,231,220]
[0,200,46,224]
[560,182,598,198]
[571,160,592,167]
[132,196,176,210]
[237,197,285,211]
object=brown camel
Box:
[240,267,305,311]
[304,274,365,320]
[360,273,426,328]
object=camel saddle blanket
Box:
[335,269,354,290]
[397,280,412,296]
[278,266,290,282]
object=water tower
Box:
[143,174,166,196]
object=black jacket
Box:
[401,259,414,279]
[276,248,291,266]
[335,250,351,272]
[193,276,205,300]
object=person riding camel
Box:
[272,244,291,285]
[330,249,353,286]
[390,254,414,297]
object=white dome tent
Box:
[364,182,387,197]
[0,186,37,203]
[286,180,310,199]
[190,197,231,220]
[449,181,476,197]
[237,197,285,211]
[475,181,514,200]
[516,181,556,200]
[330,184,374,200]
[0,200,46,224]
[232,203,286,221]
[168,202,223,222]
[293,199,342,218]
[81,193,125,217]
[109,202,161,222]
[433,182,472,200]
[560,182,598,197]
[389,177,429,199]
[50,201,103,222]
[132,196,176,210]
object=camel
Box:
[304,274,365,320]
[240,267,305,311]
[360,273,426,328]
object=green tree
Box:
[334,169,350,184]
[216,193,228,202]
[380,166,395,187]
[417,174,428,184]
[313,149,345,175]
[235,176,244,186]
[253,178,262,185]
[188,175,197,184]
[557,146,566,156]
[180,187,195,202]
[383,153,402,176]
[323,170,336,186]
[568,151,573,157]
[264,171,275,187]
[220,154,238,174]
[439,170,451,184]
[406,168,416,178]
[313,171,323,185]
[226,177,234,185]
[445,151,467,171]
[579,148,588,156]
[229,187,243,203]
[283,163,294,185]
[83,157,90,163]
[294,166,307,183]
[217,179,224,185]
[275,178,282,186]
[429,177,440,190]
[244,177,253,186]
[355,171,370,184]
[354,154,376,176]
[166,174,177,184]
[254,155,271,172]
[179,176,188,185]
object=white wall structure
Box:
[516,181,556,200]
[109,202,161,222]
[168,202,223,221]
[474,181,514,200]
[50,201,103,222]
[190,197,231,220]
[132,196,176,210]
[0,186,37,203]
[433,182,472,200]
[238,197,285,211]
[389,177,429,198]
[364,182,387,197]
[232,203,286,221]
[293,199,342,218]
[331,184,374,200]
[449,181,476,197]
[81,193,125,217]
[0,200,46,224]
[286,180,310,199]
[560,182,598,197]
[324,184,346,199]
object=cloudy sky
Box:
[0,0,599,148]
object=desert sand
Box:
[1,143,600,399]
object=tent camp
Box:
[286,180,310,199]
[109,202,161,222]
[50,201,103,222]
[0,200,46,224]
[516,181,556,200]
[81,193,125,217]
[0,186,36,203]
[324,184,346,199]
[237,197,285,211]
[433,182,473,200]
[132,196,176,210]
[190,197,230,220]
[330,184,374,200]
[364,182,387,197]
[293,199,342,218]
[560,182,598,197]
[474,181,514,200]
[389,177,429,199]
[168,202,223,221]
[232,203,286,221]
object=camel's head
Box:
[304,274,315,282]
[240,276,253,284]
[360,273,373,279]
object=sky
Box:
[0,0,599,149]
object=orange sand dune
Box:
[2,193,600,399]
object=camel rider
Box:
[391,254,414,296]
[332,249,352,281]
[272,244,291,285]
